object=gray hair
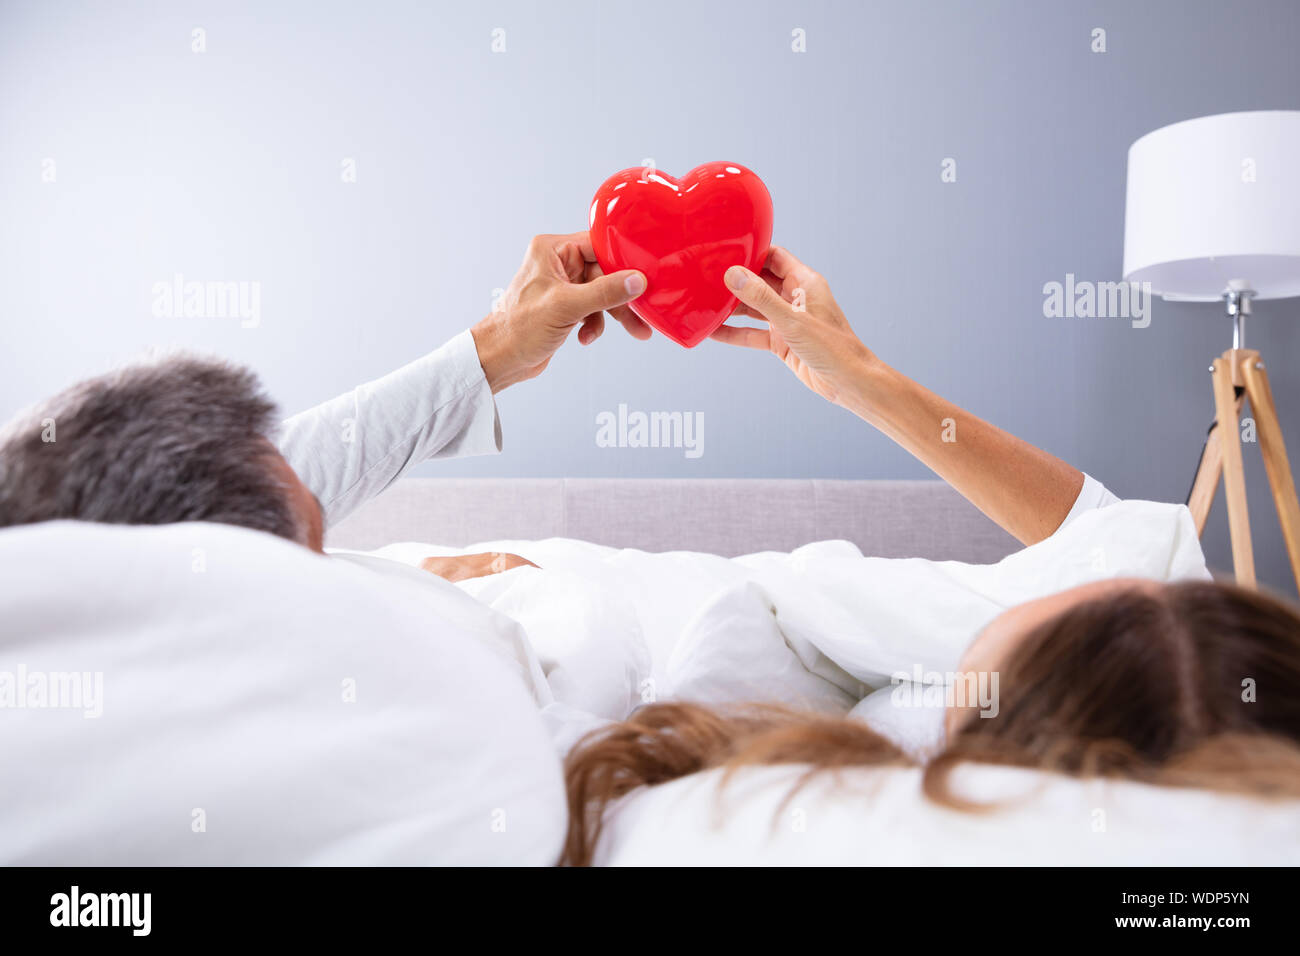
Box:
[0,352,305,542]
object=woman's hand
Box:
[420,552,539,583]
[710,247,874,408]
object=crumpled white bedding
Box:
[352,498,1210,752]
[0,498,1248,866]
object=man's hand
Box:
[471,232,650,392]
[420,551,539,583]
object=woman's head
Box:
[563,579,1300,865]
[936,579,1300,785]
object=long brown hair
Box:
[563,580,1300,865]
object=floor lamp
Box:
[1123,110,1300,592]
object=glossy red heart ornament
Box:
[589,161,774,348]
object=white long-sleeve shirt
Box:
[277,330,501,527]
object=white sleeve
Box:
[1055,472,1121,532]
[277,330,502,527]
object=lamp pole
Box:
[1225,287,1254,351]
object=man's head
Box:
[0,353,324,550]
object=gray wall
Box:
[2,0,1298,594]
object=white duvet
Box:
[348,498,1210,752]
[0,521,568,865]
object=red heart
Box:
[589,161,774,348]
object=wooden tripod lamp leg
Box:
[1212,356,1256,587]
[1241,358,1300,593]
[1187,391,1246,535]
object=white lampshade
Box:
[1123,110,1300,301]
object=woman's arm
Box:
[712,247,1082,546]
[840,360,1083,545]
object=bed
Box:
[2,478,1292,866]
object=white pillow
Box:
[0,520,565,865]
[595,763,1300,865]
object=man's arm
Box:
[278,330,501,528]
[279,232,646,528]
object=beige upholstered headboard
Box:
[325,478,1019,563]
